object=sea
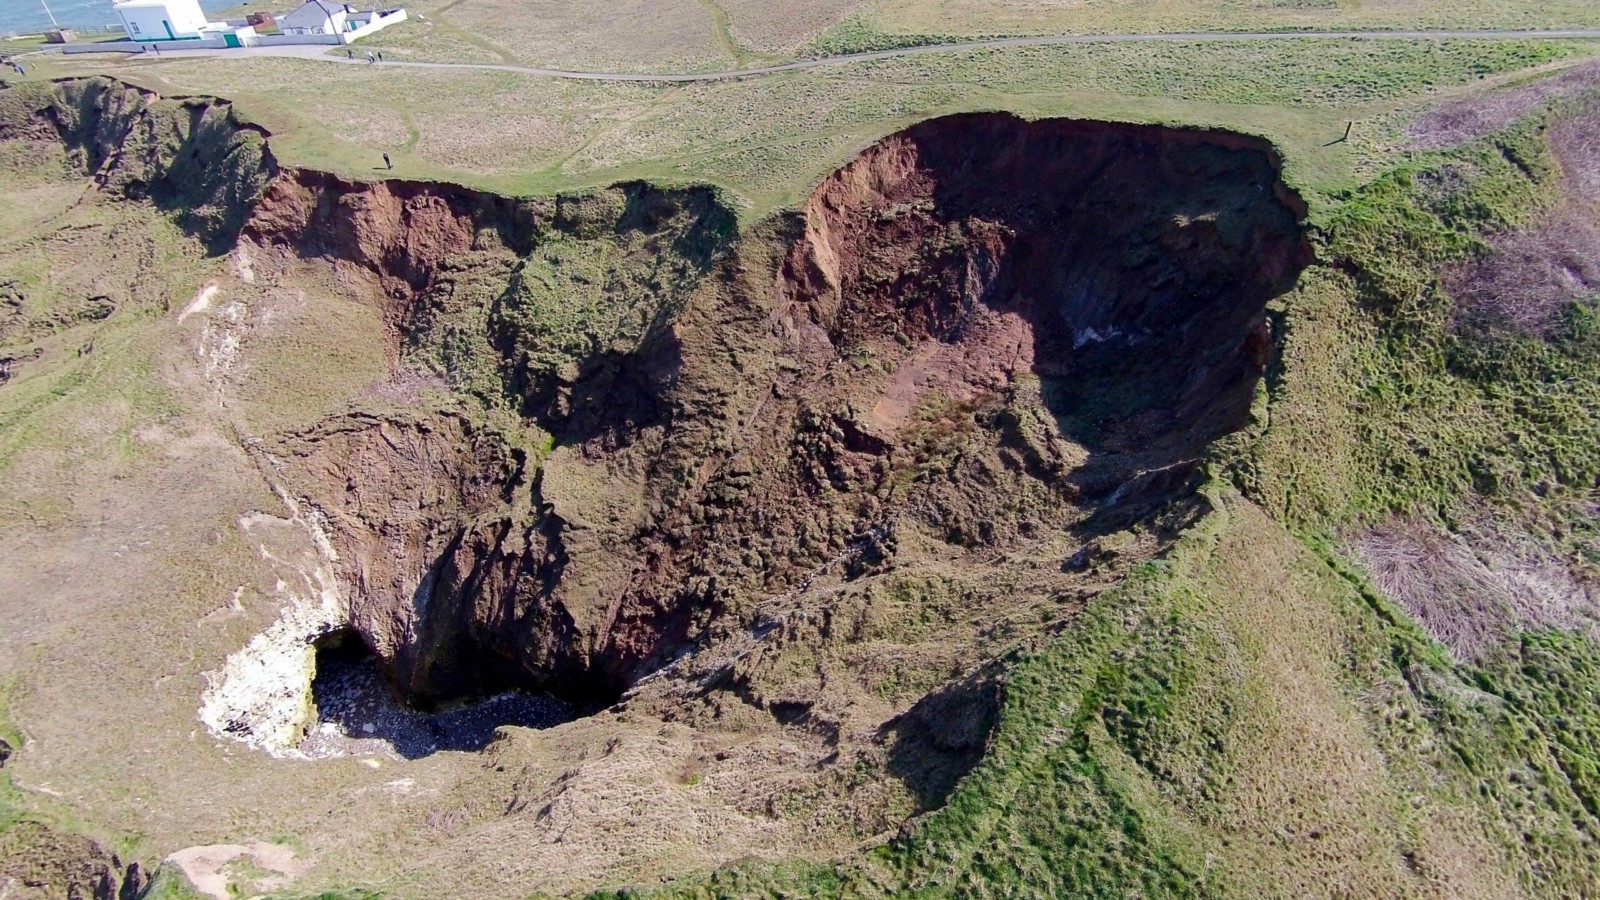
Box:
[0,0,241,35]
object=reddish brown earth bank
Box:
[3,77,1310,728]
[267,114,1311,712]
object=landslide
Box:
[5,78,1309,714]
[0,77,273,251]
[250,111,1309,715]
[246,173,740,710]
[0,77,1315,891]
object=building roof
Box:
[281,0,348,26]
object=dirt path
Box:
[45,28,1600,83]
[165,842,309,900]
[693,0,757,67]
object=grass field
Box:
[145,0,1600,73]
[0,37,46,54]
[715,0,865,55]
[858,0,1600,42]
[341,0,1600,71]
[30,37,1600,221]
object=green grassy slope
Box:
[36,38,1600,222]
[585,75,1600,900]
[594,499,1600,898]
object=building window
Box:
[130,22,140,33]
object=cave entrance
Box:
[301,629,577,760]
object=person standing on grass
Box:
[377,51,383,61]
[346,48,353,59]
[366,51,375,64]
[383,153,392,170]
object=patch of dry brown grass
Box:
[1552,106,1600,201]
[1446,211,1600,338]
[1407,60,1600,150]
[719,0,867,53]
[1443,106,1600,339]
[1351,515,1600,660]
[443,0,731,72]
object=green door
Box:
[223,32,241,47]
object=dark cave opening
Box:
[303,629,577,760]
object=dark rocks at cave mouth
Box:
[301,633,576,760]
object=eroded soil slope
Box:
[264,112,1310,721]
[0,77,1312,896]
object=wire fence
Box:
[2,22,123,39]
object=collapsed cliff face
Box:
[0,77,276,250]
[242,173,739,707]
[785,114,1309,510]
[257,113,1308,711]
[0,78,1308,729]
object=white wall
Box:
[165,0,209,34]
[115,0,209,40]
[65,37,227,52]
[72,5,405,50]
[345,8,406,41]
[252,32,341,45]
[118,6,189,40]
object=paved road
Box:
[44,28,1600,82]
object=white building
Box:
[279,1,407,39]
[280,0,348,35]
[114,0,210,41]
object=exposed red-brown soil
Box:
[279,413,536,696]
[245,168,538,311]
[785,114,1307,466]
[3,77,1310,723]
[263,113,1309,711]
